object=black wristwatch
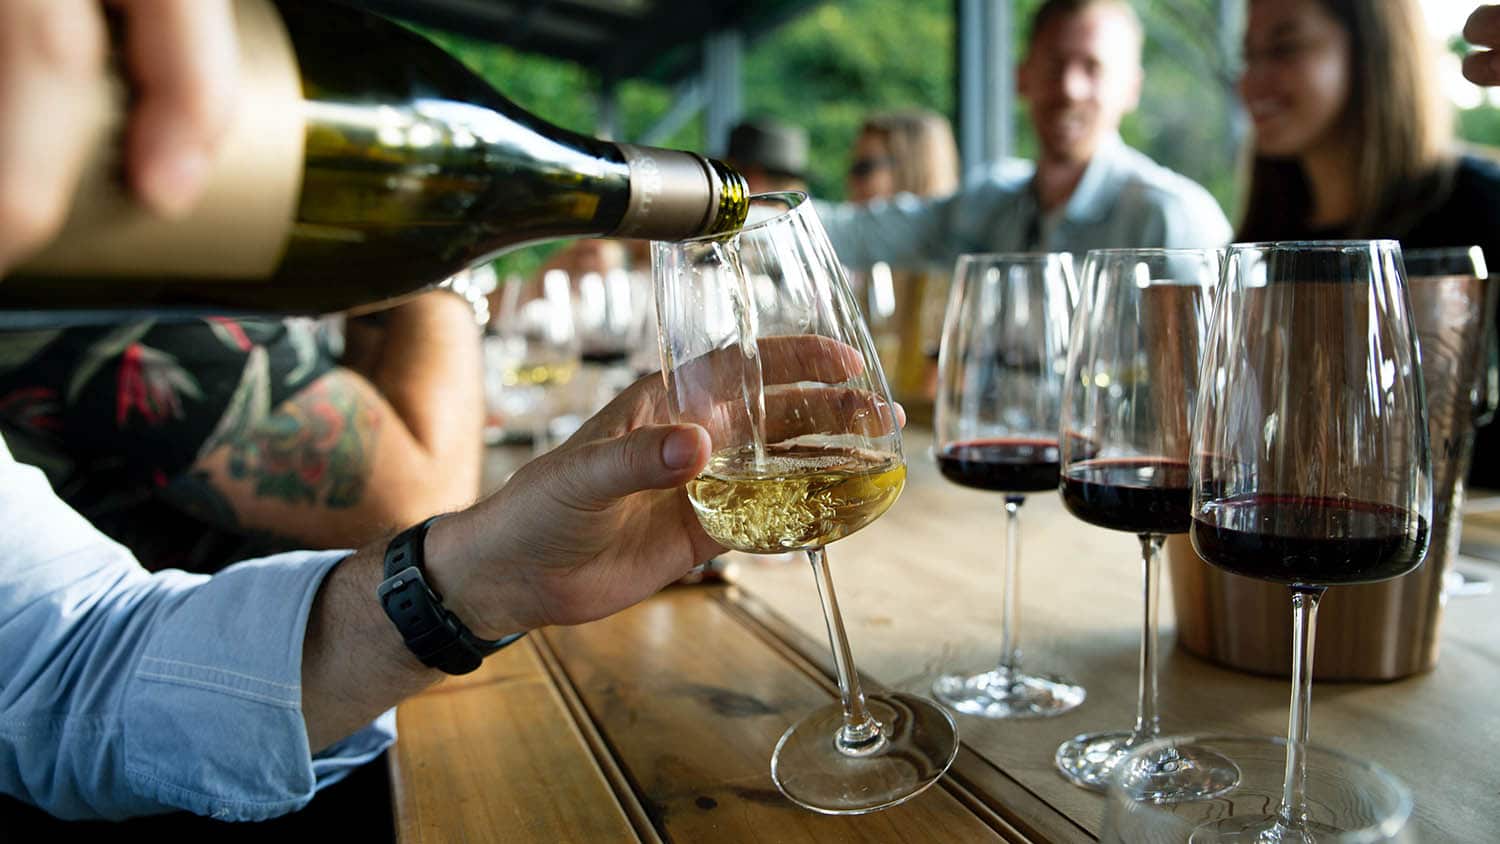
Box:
[377,515,524,675]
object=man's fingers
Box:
[670,334,870,411]
[760,385,903,441]
[1465,49,1500,87]
[756,335,868,385]
[0,0,109,273]
[1465,5,1500,48]
[554,424,711,508]
[109,0,239,217]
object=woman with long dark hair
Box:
[1237,0,1500,485]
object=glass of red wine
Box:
[1054,248,1240,799]
[1182,240,1432,840]
[930,252,1086,718]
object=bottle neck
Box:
[612,146,737,240]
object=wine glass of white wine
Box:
[653,192,959,815]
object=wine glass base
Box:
[771,692,959,815]
[1191,815,1340,843]
[933,668,1085,719]
[1057,731,1240,798]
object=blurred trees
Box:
[423,0,1497,277]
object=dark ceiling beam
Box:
[339,0,827,83]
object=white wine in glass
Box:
[654,192,959,815]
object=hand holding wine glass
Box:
[653,192,958,814]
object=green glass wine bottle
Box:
[1,0,748,320]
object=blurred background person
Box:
[1235,0,1500,488]
[819,0,1230,272]
[725,116,810,194]
[843,109,960,423]
[0,288,485,573]
[845,109,960,203]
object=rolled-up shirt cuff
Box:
[122,549,394,821]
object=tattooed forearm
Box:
[160,468,302,550]
[226,374,382,508]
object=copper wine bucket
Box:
[1169,247,1495,680]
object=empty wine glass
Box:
[1054,248,1238,798]
[930,252,1086,718]
[1190,241,1432,840]
[653,192,959,815]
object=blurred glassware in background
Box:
[855,262,949,426]
[627,268,661,379]
[483,270,579,449]
[574,266,653,409]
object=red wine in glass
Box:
[931,251,1083,720]
[1060,458,1191,535]
[1191,495,1430,587]
[938,437,1060,493]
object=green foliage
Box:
[742,0,954,200]
[409,2,1500,270]
[1460,105,1500,154]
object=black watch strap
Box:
[377,515,524,675]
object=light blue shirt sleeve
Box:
[817,194,958,271]
[1116,180,1233,251]
[0,439,395,821]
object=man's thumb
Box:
[559,424,711,506]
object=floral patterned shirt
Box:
[0,317,337,572]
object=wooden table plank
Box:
[723,587,1093,844]
[542,586,1017,843]
[730,428,1500,843]
[390,640,642,843]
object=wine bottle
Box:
[1,0,748,320]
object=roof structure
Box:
[352,0,822,82]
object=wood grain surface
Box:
[392,432,1500,842]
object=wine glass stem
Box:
[807,546,884,755]
[1278,587,1325,832]
[1130,533,1164,745]
[996,495,1025,678]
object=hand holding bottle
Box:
[0,0,240,275]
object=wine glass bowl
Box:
[1054,248,1237,798]
[653,192,958,815]
[930,252,1086,719]
[1189,241,1432,840]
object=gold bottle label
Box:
[20,0,304,281]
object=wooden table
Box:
[389,431,1500,842]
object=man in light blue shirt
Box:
[821,0,1231,270]
[0,356,754,821]
[0,1,818,825]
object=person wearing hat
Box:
[726,118,810,194]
